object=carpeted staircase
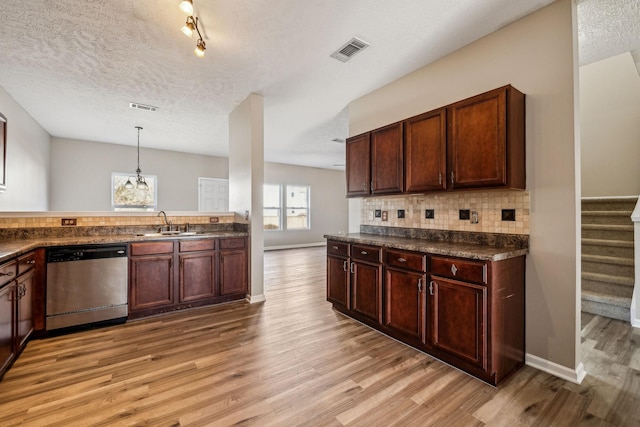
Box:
[581,197,637,321]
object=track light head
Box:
[179,0,193,15]
[194,39,206,57]
[181,18,195,38]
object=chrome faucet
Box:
[157,210,172,231]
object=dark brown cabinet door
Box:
[327,255,349,308]
[449,85,525,190]
[427,276,487,370]
[346,133,371,197]
[179,252,217,303]
[371,122,403,194]
[404,109,447,192]
[220,250,247,296]
[0,284,15,378]
[16,270,34,349]
[351,261,381,323]
[384,268,425,340]
[129,255,174,311]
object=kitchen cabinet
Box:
[325,238,525,386]
[179,239,217,303]
[219,238,248,296]
[0,283,15,379]
[15,270,34,350]
[350,244,382,324]
[326,241,350,309]
[383,249,426,341]
[346,122,404,197]
[129,241,175,315]
[448,85,525,190]
[345,85,525,197]
[404,108,447,192]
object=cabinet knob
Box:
[397,257,406,263]
[27,260,36,264]
[332,245,339,250]
[451,264,457,276]
[361,251,368,255]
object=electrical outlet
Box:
[459,209,470,220]
[209,216,219,223]
[381,211,388,221]
[61,218,77,226]
[502,209,516,221]
[425,209,435,219]
[397,209,405,219]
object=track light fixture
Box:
[179,0,206,58]
[125,126,149,191]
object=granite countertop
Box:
[324,232,528,261]
[0,231,248,264]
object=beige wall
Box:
[580,52,640,197]
[50,137,228,211]
[0,85,51,211]
[264,162,348,249]
[349,0,581,375]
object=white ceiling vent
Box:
[330,37,370,63]
[129,102,159,112]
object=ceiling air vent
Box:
[330,37,370,63]
[129,102,159,112]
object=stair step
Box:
[581,279,634,298]
[582,254,634,277]
[581,239,635,258]
[581,224,634,241]
[582,197,638,212]
[581,271,635,287]
[582,211,633,225]
[581,290,631,322]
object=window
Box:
[111,173,157,211]
[263,184,281,230]
[286,185,310,230]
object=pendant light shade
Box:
[128,126,149,192]
[179,0,193,15]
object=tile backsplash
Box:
[361,190,529,235]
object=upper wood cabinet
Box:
[346,122,404,197]
[404,108,447,192]
[345,85,525,197]
[448,85,525,190]
[346,133,371,197]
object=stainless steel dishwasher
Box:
[46,244,128,331]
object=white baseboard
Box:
[631,293,640,328]
[246,294,266,304]
[525,353,586,384]
[264,242,326,251]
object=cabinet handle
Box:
[361,251,368,255]
[397,257,406,263]
[418,278,422,292]
[350,262,355,274]
[343,260,348,272]
[19,283,26,299]
[429,281,435,296]
[438,173,442,185]
[0,271,14,277]
[451,264,457,276]
[451,171,454,184]
[370,181,374,192]
[332,245,339,250]
[27,260,36,264]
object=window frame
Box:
[285,185,310,230]
[263,183,282,231]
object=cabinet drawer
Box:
[179,239,215,253]
[130,241,175,256]
[220,238,245,250]
[17,252,37,275]
[0,260,17,287]
[430,256,487,284]
[351,244,381,263]
[327,241,349,257]
[384,249,426,272]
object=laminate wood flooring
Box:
[0,247,638,426]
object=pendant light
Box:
[125,126,149,191]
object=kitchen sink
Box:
[135,231,199,237]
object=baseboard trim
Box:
[264,242,326,251]
[525,353,586,384]
[246,294,266,304]
[631,293,640,328]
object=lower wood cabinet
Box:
[0,284,15,378]
[129,237,248,319]
[326,239,525,386]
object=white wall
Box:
[50,137,228,211]
[348,0,582,379]
[0,85,50,211]
[580,52,640,197]
[264,162,347,249]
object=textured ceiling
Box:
[0,0,635,170]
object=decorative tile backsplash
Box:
[361,190,529,235]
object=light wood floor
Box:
[0,247,639,426]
